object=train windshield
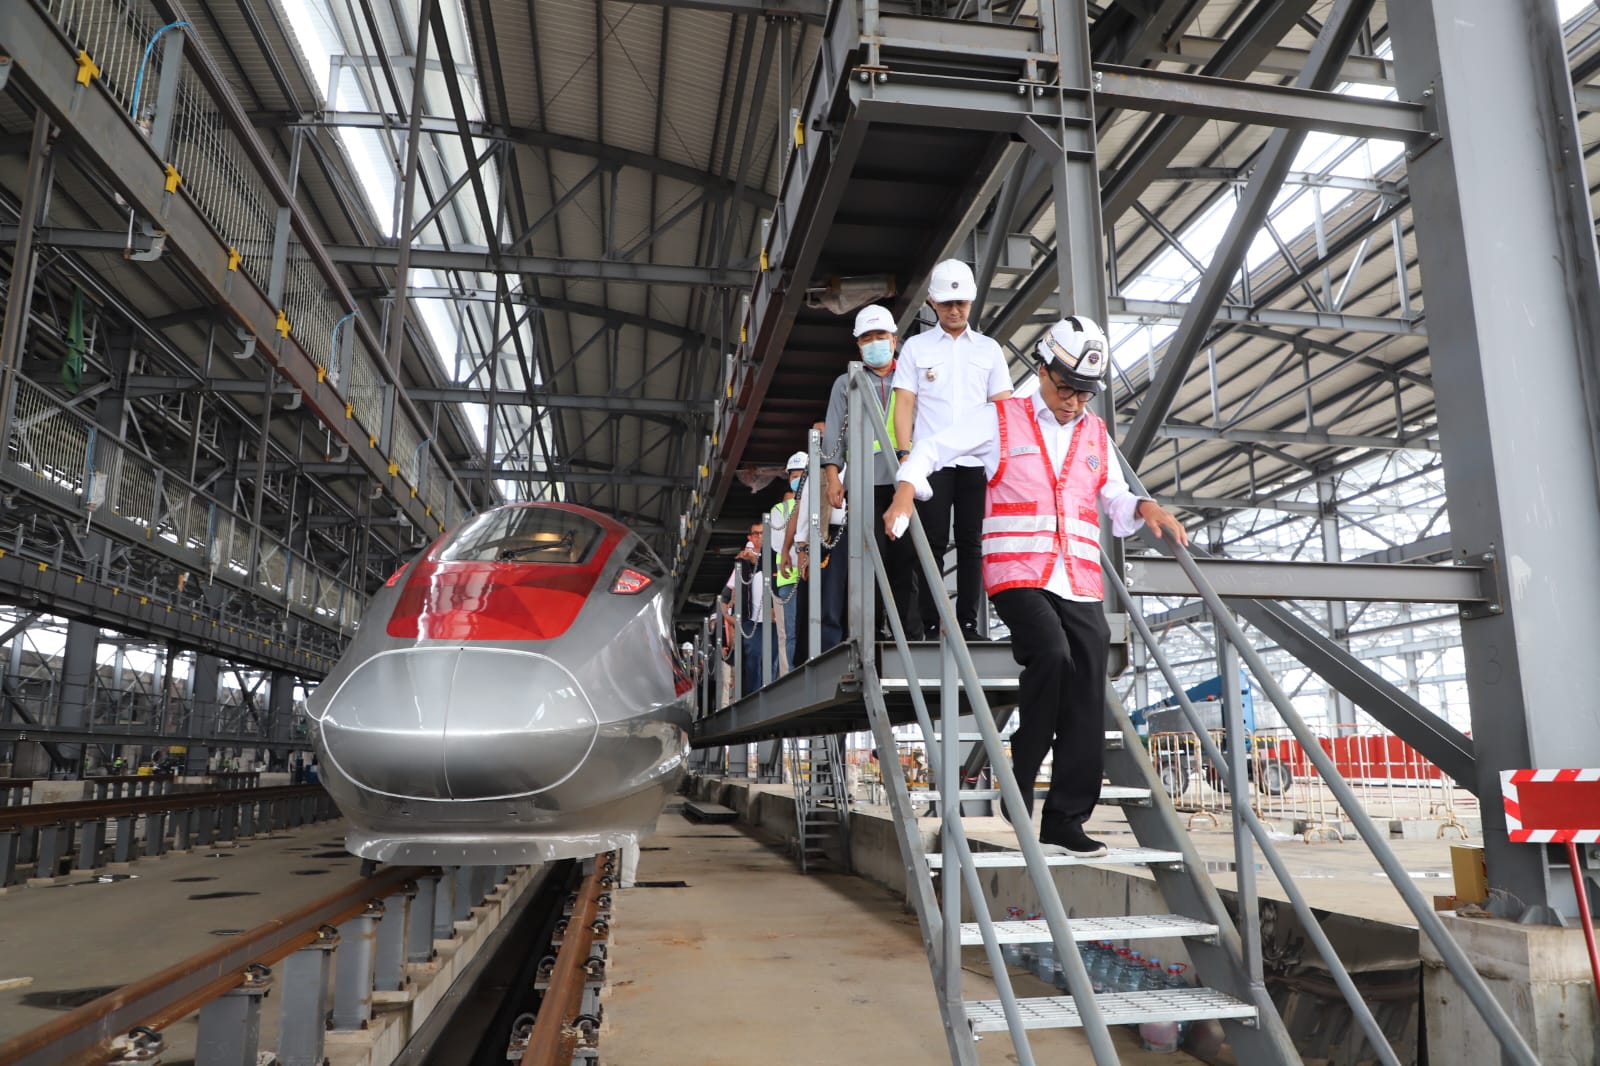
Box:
[436,507,605,565]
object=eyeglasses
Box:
[1040,364,1096,401]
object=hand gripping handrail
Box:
[1112,445,1539,1066]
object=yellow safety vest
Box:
[870,382,898,454]
[771,497,799,587]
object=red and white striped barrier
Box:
[1500,768,1600,843]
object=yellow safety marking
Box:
[369,434,377,449]
[37,562,47,572]
[699,464,708,478]
[75,575,82,584]
[316,366,326,384]
[75,50,100,86]
[345,402,354,419]
[740,323,748,343]
[409,487,417,499]
[760,248,768,272]
[275,310,291,337]
[192,613,198,621]
[112,587,119,596]
[162,164,182,195]
[0,549,7,558]
[794,117,805,146]
[712,430,718,446]
[425,505,432,517]
[165,605,171,612]
[227,247,241,272]
[139,596,148,605]
[387,461,399,476]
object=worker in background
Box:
[892,259,1013,641]
[820,304,922,641]
[770,457,806,672]
[789,437,849,661]
[884,316,1188,857]
[722,520,773,696]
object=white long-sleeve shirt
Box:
[792,469,848,549]
[897,395,1149,602]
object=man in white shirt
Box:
[883,316,1187,856]
[721,520,771,696]
[891,259,1014,640]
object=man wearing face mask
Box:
[819,304,922,640]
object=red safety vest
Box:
[981,397,1108,598]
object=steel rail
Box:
[521,853,614,1065]
[0,784,325,831]
[0,864,428,1066]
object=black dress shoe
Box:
[1040,824,1108,858]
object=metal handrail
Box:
[1115,449,1539,1066]
[844,364,1123,1065]
[1103,560,1402,1066]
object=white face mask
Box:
[860,339,894,367]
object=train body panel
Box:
[309,503,692,865]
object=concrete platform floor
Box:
[0,819,364,1060]
[603,807,1200,1065]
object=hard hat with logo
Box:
[852,304,896,336]
[785,451,808,471]
[1036,315,1109,393]
[928,259,977,303]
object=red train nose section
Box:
[386,503,624,642]
[386,560,603,641]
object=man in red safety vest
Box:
[882,316,1188,856]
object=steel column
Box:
[1317,478,1357,731]
[1390,0,1600,921]
[0,114,52,454]
[53,622,97,776]
[194,976,268,1066]
[276,932,337,1066]
[331,907,381,1030]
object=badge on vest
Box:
[1086,453,1100,471]
[1009,444,1041,457]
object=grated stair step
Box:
[914,785,1151,805]
[959,913,1217,946]
[965,987,1258,1033]
[925,847,1183,869]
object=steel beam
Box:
[486,467,683,488]
[1092,63,1427,141]
[1102,296,1424,337]
[1390,0,1600,922]
[273,112,774,209]
[404,386,710,414]
[613,0,825,21]
[1122,420,1438,453]
[1123,555,1485,604]
[326,244,754,286]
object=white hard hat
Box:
[928,259,977,303]
[1035,315,1109,393]
[852,304,896,336]
[785,451,808,471]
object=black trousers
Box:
[916,465,985,634]
[990,587,1110,830]
[874,482,923,638]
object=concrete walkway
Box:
[603,807,1197,1065]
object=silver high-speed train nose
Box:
[317,646,598,801]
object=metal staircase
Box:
[786,735,853,873]
[832,365,1539,1065]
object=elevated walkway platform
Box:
[691,622,1127,748]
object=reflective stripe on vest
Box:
[981,397,1109,598]
[771,498,799,587]
[870,388,898,453]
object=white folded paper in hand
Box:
[891,514,910,539]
